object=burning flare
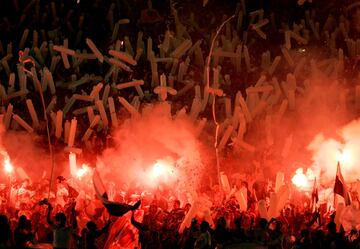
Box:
[291,168,315,190]
[2,151,13,174]
[150,160,176,179]
[76,164,90,179]
[146,158,178,187]
[337,149,351,166]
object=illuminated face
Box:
[173,200,180,209]
[184,204,191,212]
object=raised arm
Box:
[70,201,78,229]
[95,220,111,238]
[131,211,147,232]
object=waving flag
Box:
[334,162,351,206]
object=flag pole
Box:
[333,162,339,209]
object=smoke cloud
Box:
[97,102,204,192]
[308,118,360,184]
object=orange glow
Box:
[76,168,86,178]
[2,151,13,174]
[4,157,13,174]
[145,158,178,187]
[337,149,351,166]
[76,164,89,179]
[291,168,315,190]
[150,160,175,179]
[151,163,164,178]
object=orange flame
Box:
[76,164,89,179]
[337,149,351,166]
[2,151,13,174]
[151,161,173,178]
[291,168,315,190]
[147,158,177,186]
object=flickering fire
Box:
[337,149,351,166]
[291,168,315,190]
[76,164,89,179]
[148,158,177,186]
[151,160,175,179]
[151,162,165,178]
[2,151,13,174]
[4,158,13,174]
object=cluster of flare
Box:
[69,152,177,188]
[2,116,360,199]
[2,150,176,186]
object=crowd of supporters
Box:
[0,175,360,248]
[0,0,360,248]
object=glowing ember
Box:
[76,168,86,178]
[151,160,175,179]
[292,168,308,188]
[337,149,351,166]
[76,164,89,179]
[152,163,164,178]
[147,158,177,186]
[4,158,13,174]
[1,151,13,174]
[291,168,315,190]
